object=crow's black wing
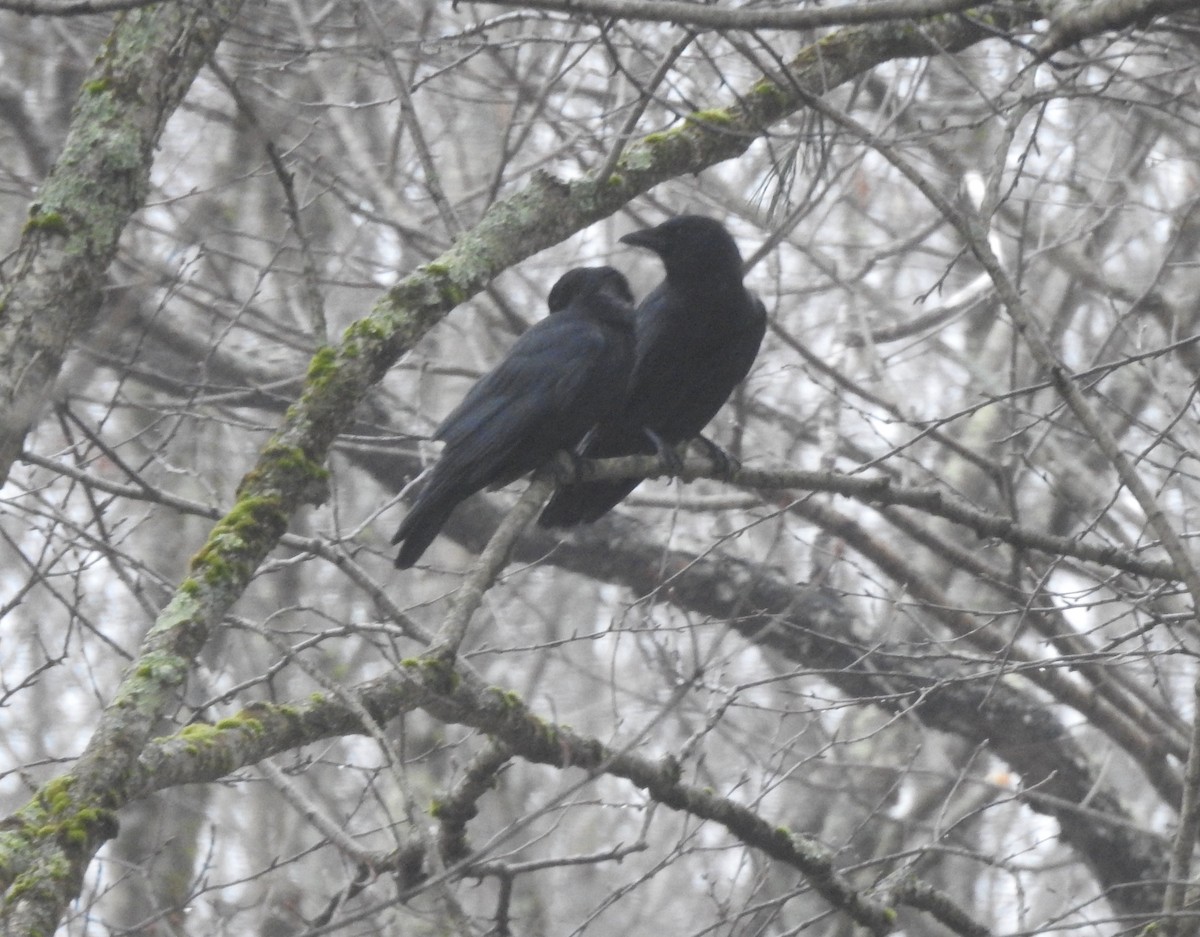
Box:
[433,314,623,485]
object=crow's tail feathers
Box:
[391,483,463,569]
[537,479,639,528]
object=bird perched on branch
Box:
[392,266,636,568]
[539,214,766,527]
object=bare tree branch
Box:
[0,0,161,14]
[458,0,985,31]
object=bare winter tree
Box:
[1,1,1199,935]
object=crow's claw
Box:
[694,434,739,479]
[645,428,684,476]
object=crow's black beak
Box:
[619,228,665,253]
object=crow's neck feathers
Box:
[660,261,752,318]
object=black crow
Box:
[392,266,636,568]
[539,215,766,527]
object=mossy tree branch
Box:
[0,4,246,932]
[120,665,902,934]
[0,0,245,485]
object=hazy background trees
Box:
[1,1,1198,934]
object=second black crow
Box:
[393,266,636,568]
[539,215,766,527]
